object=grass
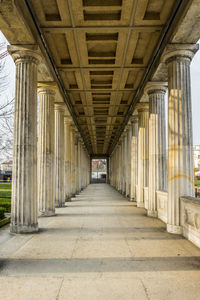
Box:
[0,184,11,221]
[194,179,200,186]
[0,183,11,190]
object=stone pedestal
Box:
[54,103,65,207]
[8,45,41,233]
[64,116,71,201]
[136,103,149,208]
[130,115,138,201]
[146,82,167,217]
[38,86,55,216]
[164,44,198,234]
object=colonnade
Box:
[8,46,90,233]
[8,43,199,236]
[110,44,198,234]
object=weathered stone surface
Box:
[136,103,149,208]
[38,86,55,216]
[145,82,167,218]
[163,44,199,234]
[64,116,71,201]
[8,45,41,233]
[130,115,138,201]
[54,103,65,207]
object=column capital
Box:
[64,115,71,124]
[8,44,41,65]
[135,102,149,112]
[131,114,138,123]
[37,82,57,95]
[145,81,167,95]
[163,43,199,64]
[54,102,65,112]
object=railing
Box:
[180,196,200,248]
[157,190,168,223]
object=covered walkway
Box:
[0,184,200,300]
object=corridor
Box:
[0,184,200,300]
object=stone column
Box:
[64,116,71,201]
[8,45,41,233]
[106,157,110,184]
[164,44,198,234]
[78,139,82,192]
[74,132,79,193]
[130,115,138,201]
[118,142,122,192]
[70,125,76,196]
[126,124,132,197]
[136,103,149,208]
[146,82,167,217]
[54,103,65,207]
[38,85,55,216]
[122,133,127,194]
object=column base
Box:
[147,210,158,218]
[167,224,182,234]
[10,223,38,234]
[137,202,144,208]
[39,210,56,217]
[130,198,136,202]
[66,198,72,202]
[55,202,65,208]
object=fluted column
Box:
[64,116,71,201]
[38,85,55,216]
[137,103,149,208]
[70,125,76,196]
[146,82,167,217]
[122,133,127,194]
[130,115,138,201]
[106,157,110,184]
[54,103,65,207]
[78,139,82,192]
[118,143,122,192]
[74,131,79,193]
[164,44,198,234]
[8,45,41,233]
[126,124,132,197]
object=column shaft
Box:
[64,117,71,201]
[130,116,138,201]
[137,103,149,208]
[146,83,167,217]
[38,87,55,216]
[54,104,65,207]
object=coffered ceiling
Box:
[27,0,179,155]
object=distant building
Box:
[193,146,200,170]
[0,160,12,172]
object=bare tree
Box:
[0,36,15,162]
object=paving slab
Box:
[0,183,200,299]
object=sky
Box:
[0,32,200,150]
[191,41,200,145]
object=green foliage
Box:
[0,191,11,198]
[0,183,11,190]
[0,201,11,212]
[194,179,200,186]
[0,207,5,220]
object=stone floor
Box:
[0,184,200,300]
